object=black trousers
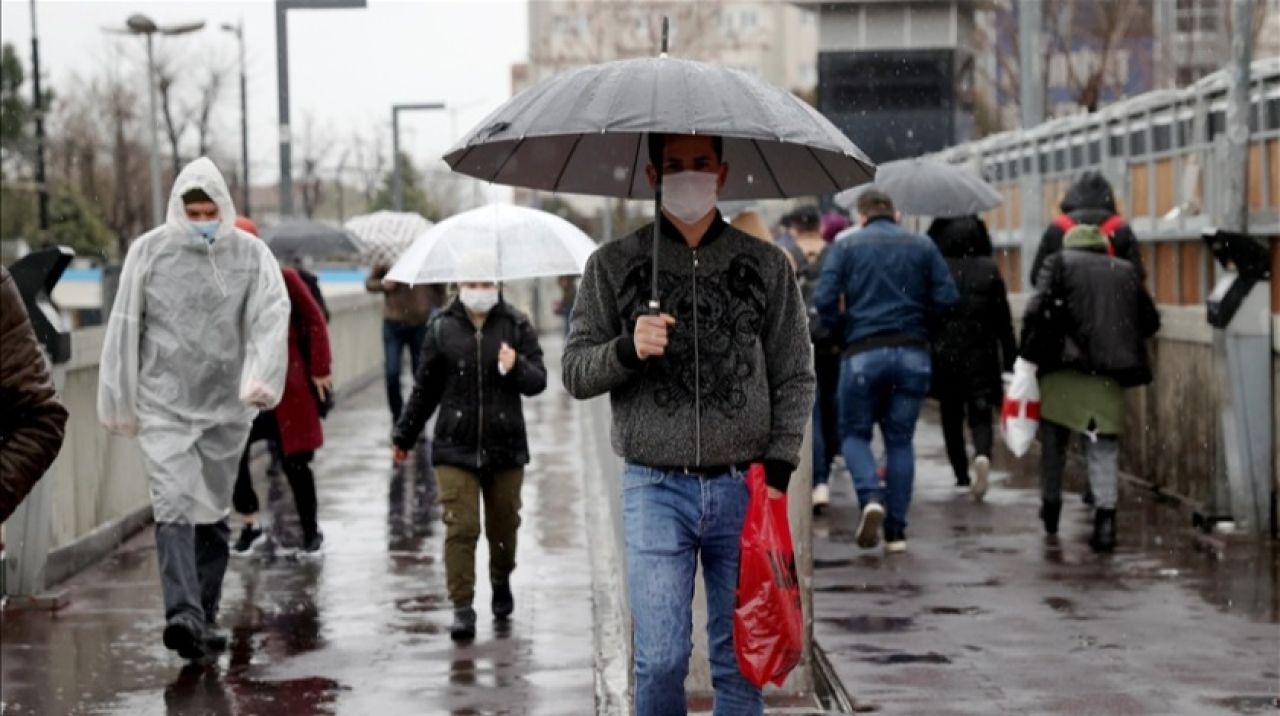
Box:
[233,413,319,541]
[938,395,994,483]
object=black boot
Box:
[450,607,477,642]
[1090,508,1117,553]
[1039,500,1062,536]
[1082,488,1096,506]
[492,580,514,621]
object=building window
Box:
[1176,0,1221,35]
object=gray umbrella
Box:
[834,158,1002,218]
[445,26,874,309]
[261,220,360,260]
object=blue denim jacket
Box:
[815,217,959,352]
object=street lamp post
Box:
[108,14,205,227]
[391,102,445,211]
[275,0,366,218]
[221,20,250,216]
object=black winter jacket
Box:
[1030,172,1145,286]
[393,299,547,471]
[927,217,1017,404]
[1020,247,1161,388]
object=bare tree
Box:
[297,114,332,219]
[973,0,1152,132]
[351,125,388,206]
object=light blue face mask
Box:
[191,220,219,243]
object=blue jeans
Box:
[622,464,762,716]
[838,346,932,534]
[383,319,428,422]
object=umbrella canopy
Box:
[261,220,360,260]
[386,204,598,285]
[444,56,876,200]
[344,211,433,267]
[834,158,1002,218]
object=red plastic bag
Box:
[734,464,804,688]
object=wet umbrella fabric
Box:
[261,220,360,260]
[385,204,597,285]
[835,158,1002,218]
[444,56,875,200]
[344,211,432,267]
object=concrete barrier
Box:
[580,396,820,713]
[12,292,383,588]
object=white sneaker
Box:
[971,456,991,501]
[855,503,885,548]
[812,483,830,510]
[885,537,908,554]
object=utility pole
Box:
[29,0,49,231]
[221,20,250,215]
[276,0,366,218]
[1017,0,1044,290]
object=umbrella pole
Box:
[648,18,670,315]
[649,133,664,315]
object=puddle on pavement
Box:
[815,582,922,596]
[822,616,917,634]
[1202,695,1280,714]
[860,652,952,666]
[927,606,985,616]
[394,593,448,613]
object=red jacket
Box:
[274,267,332,456]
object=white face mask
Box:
[460,287,499,314]
[662,170,719,224]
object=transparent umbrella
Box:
[386,204,598,285]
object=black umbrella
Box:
[261,220,360,260]
[445,19,875,311]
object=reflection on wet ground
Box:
[0,341,594,715]
[813,409,1280,715]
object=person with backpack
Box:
[927,216,1016,500]
[1030,171,1144,287]
[229,216,334,557]
[392,277,547,642]
[1020,225,1160,552]
[786,205,841,513]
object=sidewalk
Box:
[0,354,594,715]
[811,412,1280,715]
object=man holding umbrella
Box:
[564,134,815,715]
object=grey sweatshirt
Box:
[562,216,816,490]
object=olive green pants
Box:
[435,464,524,608]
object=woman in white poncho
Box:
[98,157,290,661]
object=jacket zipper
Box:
[475,325,484,469]
[692,248,702,466]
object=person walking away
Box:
[392,277,546,642]
[366,263,446,425]
[1030,171,1144,287]
[98,157,290,661]
[785,205,842,513]
[1019,224,1160,551]
[230,243,333,556]
[814,190,958,554]
[563,133,815,716]
[927,216,1016,500]
[1,265,69,521]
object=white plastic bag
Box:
[1000,358,1040,458]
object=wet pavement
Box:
[0,341,594,715]
[812,410,1280,715]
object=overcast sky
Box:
[0,0,529,186]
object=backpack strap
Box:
[1053,214,1077,233]
[1099,215,1125,257]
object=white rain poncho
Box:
[98,157,290,524]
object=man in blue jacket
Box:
[815,190,958,553]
